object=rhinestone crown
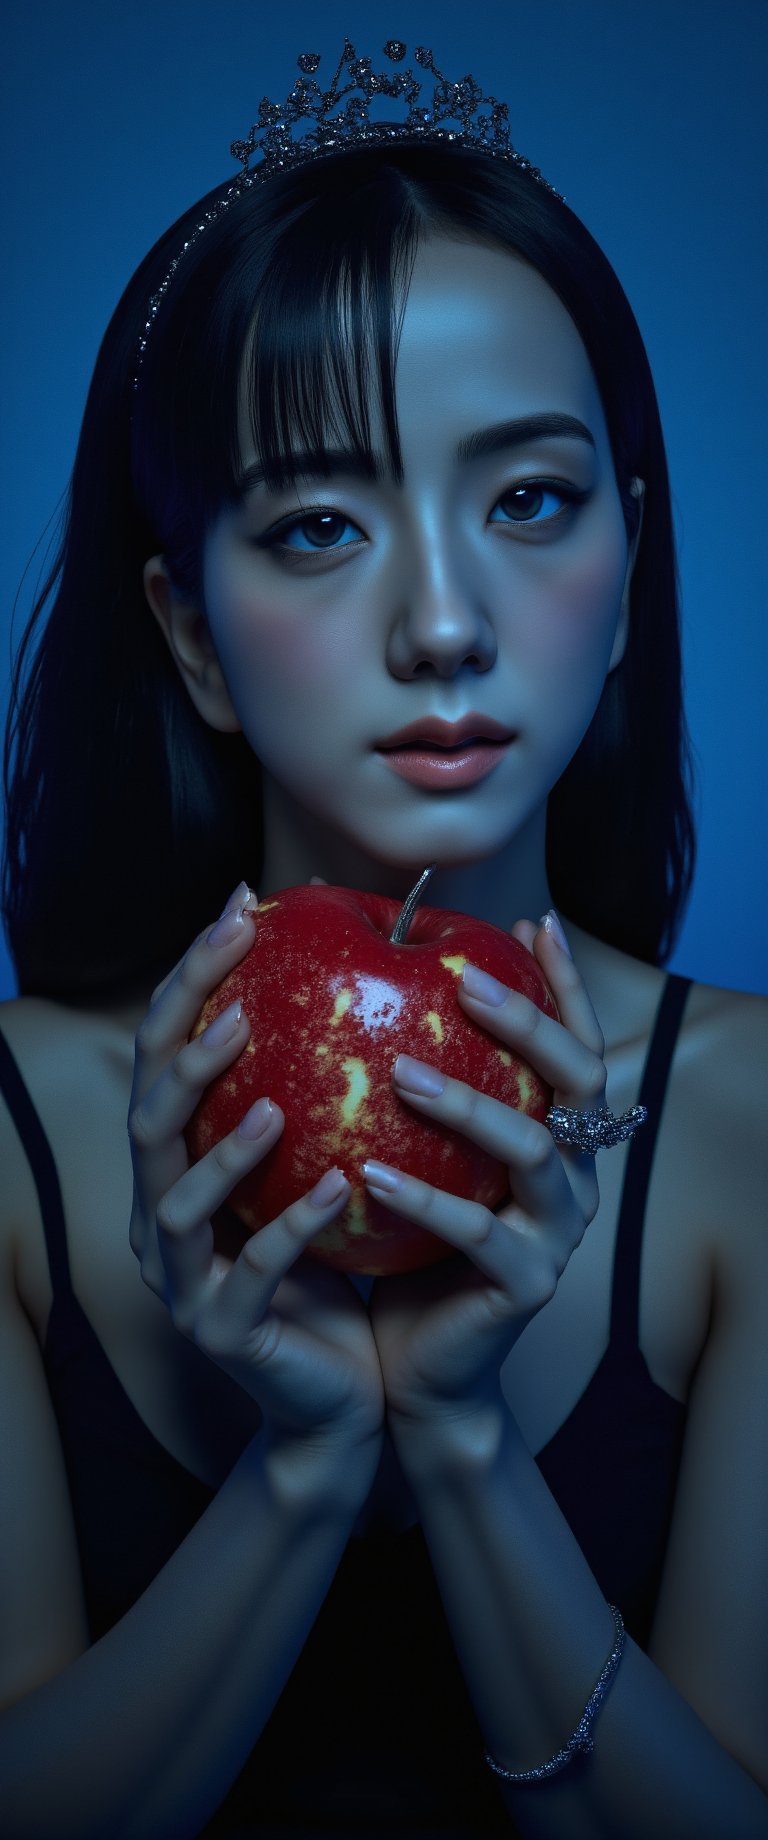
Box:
[134,39,563,387]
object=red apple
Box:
[185,882,558,1275]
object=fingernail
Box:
[309,1168,350,1207]
[362,1159,402,1193]
[201,999,242,1046]
[208,908,249,946]
[237,1097,274,1139]
[539,909,573,958]
[223,880,253,914]
[393,1055,445,1097]
[461,962,507,1006]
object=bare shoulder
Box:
[570,925,765,1290]
[679,976,766,1280]
[679,975,765,1158]
[0,993,138,1249]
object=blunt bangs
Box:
[132,143,653,602]
[132,158,432,591]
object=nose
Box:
[385,529,497,681]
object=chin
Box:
[343,809,521,875]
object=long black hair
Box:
[2,141,696,1002]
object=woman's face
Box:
[186,236,640,883]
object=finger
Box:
[193,1169,352,1347]
[150,1097,285,1317]
[392,1050,600,1231]
[132,884,259,1103]
[509,918,538,953]
[455,964,607,1097]
[529,918,606,1060]
[390,1057,588,1225]
[361,1160,578,1306]
[129,997,258,1226]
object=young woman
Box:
[1,42,766,1840]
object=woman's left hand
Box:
[365,916,607,1429]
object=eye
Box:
[260,508,365,555]
[489,481,587,528]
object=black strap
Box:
[0,1023,73,1296]
[609,974,693,1348]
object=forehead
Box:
[236,230,608,475]
[394,235,604,432]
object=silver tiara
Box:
[133,38,563,388]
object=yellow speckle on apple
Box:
[290,990,310,1006]
[315,1043,330,1057]
[440,953,467,978]
[345,1190,369,1239]
[330,989,353,1026]
[340,1057,370,1126]
[425,1010,444,1044]
[497,1048,512,1067]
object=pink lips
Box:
[375,712,514,790]
[378,741,512,789]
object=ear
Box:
[607,477,645,673]
[143,556,241,734]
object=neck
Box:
[258,775,554,934]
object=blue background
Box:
[1,0,766,997]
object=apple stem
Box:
[389,864,438,944]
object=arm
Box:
[0,1269,380,1840]
[366,935,768,1838]
[1,890,387,1838]
[390,1358,768,1840]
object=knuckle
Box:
[281,1198,320,1247]
[465,1202,496,1246]
[582,1175,600,1224]
[581,1054,607,1102]
[155,1193,186,1237]
[248,1313,281,1363]
[128,1102,155,1149]
[178,947,213,1003]
[506,992,541,1042]
[139,1258,167,1301]
[521,1118,554,1168]
[210,1133,247,1182]
[537,1258,560,1304]
[168,1042,200,1092]
[134,1007,168,1057]
[413,1181,442,1227]
[462,1083,485,1126]
[241,1231,271,1277]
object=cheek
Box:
[210,589,347,713]
[208,591,361,784]
[524,523,628,673]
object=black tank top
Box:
[0,973,692,1836]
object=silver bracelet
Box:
[484,1604,626,1784]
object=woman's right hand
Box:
[128,882,385,1455]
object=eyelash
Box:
[256,479,590,562]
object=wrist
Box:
[386,1387,514,1486]
[261,1418,385,1515]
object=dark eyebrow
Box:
[456,413,596,462]
[237,413,595,496]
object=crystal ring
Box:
[546,1104,648,1152]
